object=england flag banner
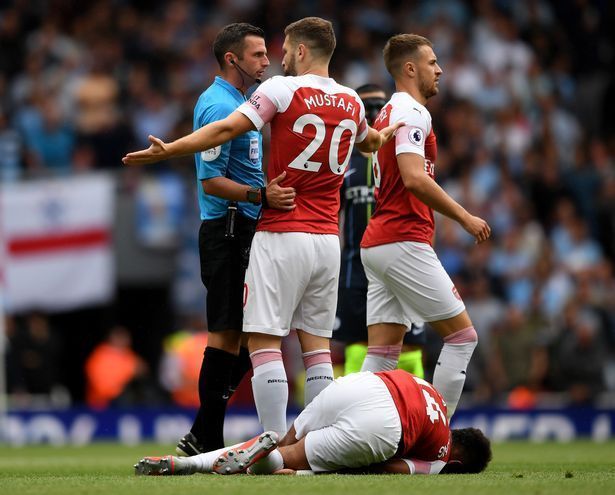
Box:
[0,174,115,313]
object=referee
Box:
[176,23,296,457]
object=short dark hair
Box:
[213,23,265,68]
[383,34,432,78]
[284,17,336,61]
[355,83,385,96]
[355,84,387,125]
[442,428,492,474]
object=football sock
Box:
[344,344,367,375]
[360,344,402,372]
[432,326,478,418]
[302,350,334,406]
[228,346,252,397]
[190,441,243,472]
[397,349,424,378]
[247,448,284,474]
[250,349,288,436]
[190,346,236,450]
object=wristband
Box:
[260,186,269,209]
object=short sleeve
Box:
[401,459,446,475]
[195,103,233,180]
[354,98,368,143]
[237,76,290,130]
[393,105,431,157]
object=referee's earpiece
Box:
[230,57,262,84]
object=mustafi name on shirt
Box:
[303,93,356,115]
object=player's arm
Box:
[349,459,412,474]
[122,111,255,166]
[399,458,446,475]
[356,123,402,153]
[398,153,491,244]
[203,172,296,210]
[346,458,445,475]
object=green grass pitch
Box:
[1,441,614,495]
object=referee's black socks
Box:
[190,347,237,451]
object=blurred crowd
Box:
[2,0,615,409]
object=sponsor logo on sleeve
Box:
[200,146,222,162]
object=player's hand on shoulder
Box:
[266,171,296,211]
[461,213,491,244]
[122,135,170,166]
[378,121,404,147]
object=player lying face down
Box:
[135,370,492,476]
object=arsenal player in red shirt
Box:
[135,370,492,476]
[123,18,401,438]
[359,34,491,419]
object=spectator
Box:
[23,97,75,174]
[159,330,208,408]
[85,325,148,409]
[73,65,134,168]
[0,107,24,181]
[6,312,62,399]
[550,303,608,405]
[559,217,604,276]
[487,304,550,400]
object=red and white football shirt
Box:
[361,92,437,247]
[376,369,451,462]
[237,75,368,234]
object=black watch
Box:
[246,187,261,205]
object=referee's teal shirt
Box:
[194,76,264,221]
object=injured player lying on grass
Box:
[135,370,492,476]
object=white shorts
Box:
[243,231,340,337]
[361,241,465,327]
[294,372,401,472]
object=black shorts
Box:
[335,285,427,346]
[199,213,256,332]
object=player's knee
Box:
[443,326,478,345]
